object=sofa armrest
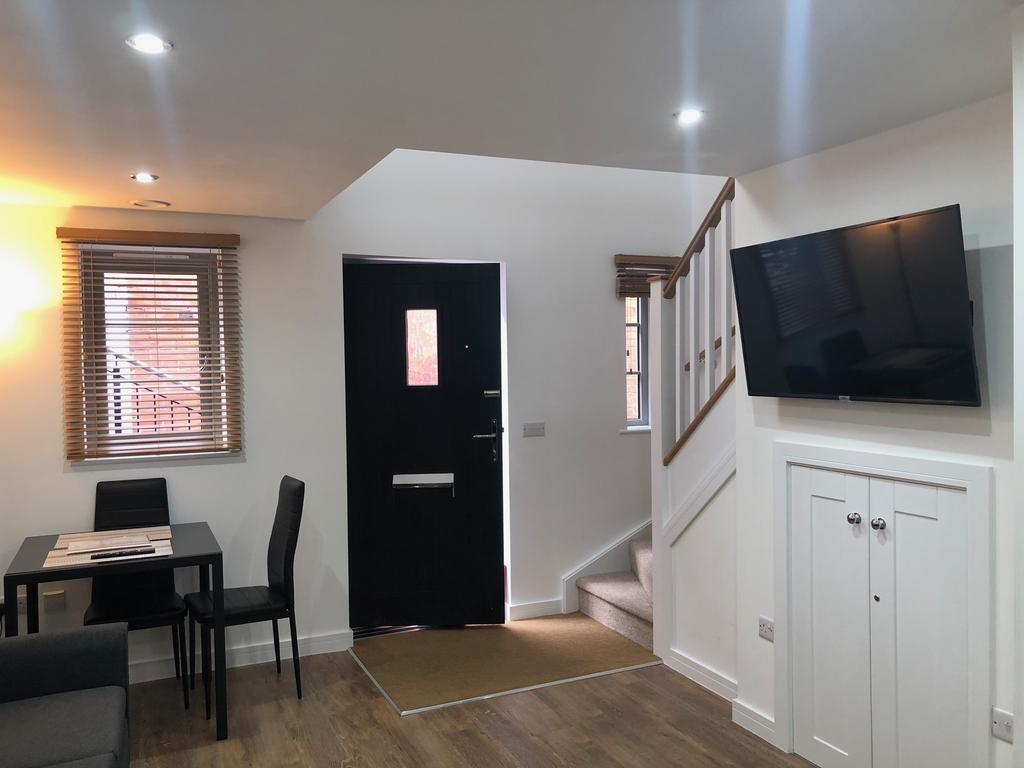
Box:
[0,623,129,704]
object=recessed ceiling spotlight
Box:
[674,108,705,126]
[131,199,172,208]
[130,171,159,183]
[125,33,173,55]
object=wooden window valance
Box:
[614,254,681,298]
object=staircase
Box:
[576,533,653,649]
[586,178,737,657]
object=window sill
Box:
[70,450,243,467]
[620,425,651,435]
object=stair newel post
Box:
[649,277,671,459]
[647,276,670,659]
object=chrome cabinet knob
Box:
[846,512,862,525]
[870,517,887,531]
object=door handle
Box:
[870,517,887,531]
[474,418,499,463]
[846,512,861,525]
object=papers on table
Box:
[44,525,173,568]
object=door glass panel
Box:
[406,308,439,386]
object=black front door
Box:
[343,261,504,628]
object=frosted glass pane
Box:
[406,309,439,386]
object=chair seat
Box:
[84,589,186,630]
[185,586,288,625]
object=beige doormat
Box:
[350,612,660,715]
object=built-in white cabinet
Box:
[790,466,969,768]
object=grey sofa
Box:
[0,624,130,768]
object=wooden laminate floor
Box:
[131,651,814,767]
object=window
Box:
[59,229,242,460]
[406,308,439,386]
[625,296,648,426]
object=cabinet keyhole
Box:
[873,595,880,602]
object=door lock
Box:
[473,418,499,463]
[870,517,887,531]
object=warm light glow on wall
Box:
[0,177,74,208]
[0,202,63,361]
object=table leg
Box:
[26,583,39,634]
[199,562,209,594]
[3,577,18,637]
[212,556,227,740]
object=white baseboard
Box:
[508,598,563,621]
[561,520,652,613]
[663,648,737,701]
[732,699,779,748]
[128,628,354,684]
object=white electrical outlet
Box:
[992,706,1014,744]
[758,615,775,643]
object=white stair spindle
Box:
[674,282,684,438]
[703,228,716,397]
[722,199,734,371]
[687,256,699,418]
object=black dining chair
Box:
[83,478,189,709]
[186,475,305,718]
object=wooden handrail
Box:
[663,177,736,299]
[662,368,736,466]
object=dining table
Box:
[3,521,230,740]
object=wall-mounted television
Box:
[730,204,980,406]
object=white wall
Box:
[0,204,349,675]
[732,93,1013,764]
[669,473,737,685]
[1012,12,1024,768]
[0,152,723,676]
[307,149,725,610]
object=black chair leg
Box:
[288,612,302,699]
[171,624,181,679]
[189,617,196,691]
[272,619,281,674]
[178,620,190,709]
[202,623,211,720]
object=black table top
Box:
[5,522,222,582]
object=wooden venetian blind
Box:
[58,228,243,460]
[614,254,681,298]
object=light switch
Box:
[522,422,545,437]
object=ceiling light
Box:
[674,108,705,126]
[130,171,159,183]
[131,199,171,208]
[125,33,173,55]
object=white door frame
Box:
[772,440,993,764]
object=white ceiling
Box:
[0,0,1012,219]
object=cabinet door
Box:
[792,467,872,768]
[868,479,969,768]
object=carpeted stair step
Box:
[630,533,653,597]
[576,570,653,649]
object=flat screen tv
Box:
[730,204,980,406]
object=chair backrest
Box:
[92,478,172,607]
[95,478,169,531]
[267,476,305,604]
